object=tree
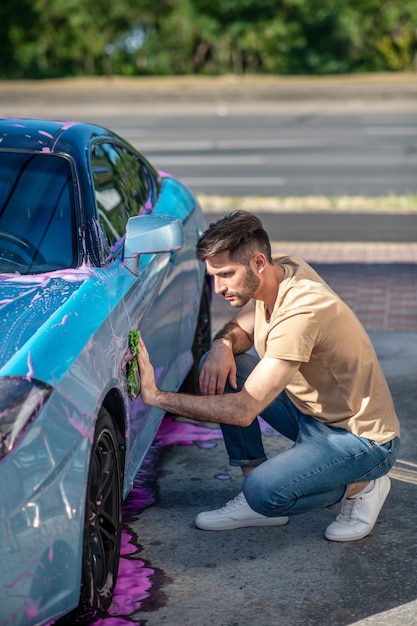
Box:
[0,0,415,78]
[0,0,38,78]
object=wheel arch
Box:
[101,387,126,479]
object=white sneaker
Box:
[195,492,289,531]
[325,475,391,542]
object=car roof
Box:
[0,117,119,155]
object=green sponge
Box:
[127,330,141,399]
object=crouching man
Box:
[137,211,400,542]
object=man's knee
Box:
[244,469,291,517]
[199,350,259,392]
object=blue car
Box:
[0,117,211,624]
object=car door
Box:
[90,141,187,484]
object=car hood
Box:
[0,267,98,380]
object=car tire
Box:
[69,407,122,622]
[180,274,212,394]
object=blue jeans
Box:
[202,351,400,517]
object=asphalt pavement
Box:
[204,213,417,243]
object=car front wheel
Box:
[70,407,122,622]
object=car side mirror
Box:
[123,214,184,276]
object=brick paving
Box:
[211,242,417,333]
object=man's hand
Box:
[199,339,237,395]
[199,302,255,396]
[137,336,159,405]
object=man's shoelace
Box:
[220,492,246,512]
[337,495,362,522]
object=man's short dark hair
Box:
[196,211,273,265]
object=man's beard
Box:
[225,267,260,307]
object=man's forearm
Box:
[152,388,254,427]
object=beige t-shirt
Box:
[254,254,400,444]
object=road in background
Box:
[92,112,417,198]
[226,212,417,242]
[2,74,416,199]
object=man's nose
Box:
[214,276,226,294]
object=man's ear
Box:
[253,252,267,273]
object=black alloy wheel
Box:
[70,407,122,622]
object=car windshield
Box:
[0,152,77,274]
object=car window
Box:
[91,142,154,259]
[0,152,77,274]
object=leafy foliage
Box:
[1,0,416,77]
